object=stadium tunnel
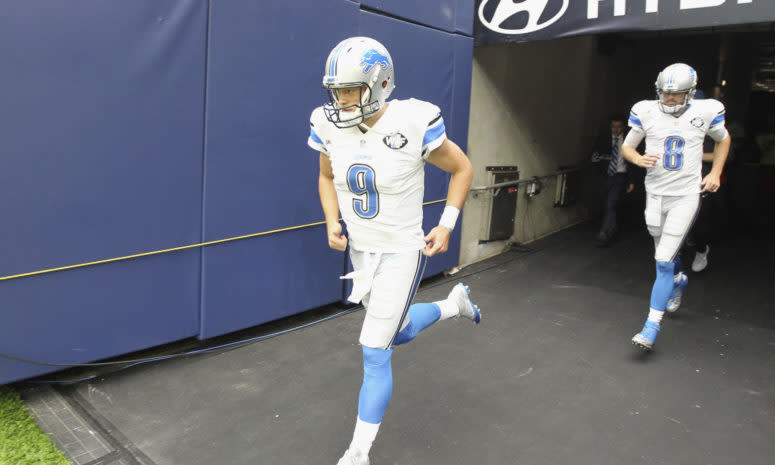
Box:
[462,0,775,265]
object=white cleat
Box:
[448,283,482,324]
[691,245,709,272]
[336,448,369,465]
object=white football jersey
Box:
[308,98,446,253]
[628,99,728,196]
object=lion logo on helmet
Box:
[360,49,391,73]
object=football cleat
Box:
[666,273,688,313]
[691,245,709,272]
[448,283,481,324]
[632,320,661,350]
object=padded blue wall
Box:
[361,0,473,35]
[0,0,206,383]
[0,0,474,382]
[200,0,359,338]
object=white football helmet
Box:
[655,63,697,114]
[322,37,395,128]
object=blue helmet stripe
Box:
[329,41,347,77]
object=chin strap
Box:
[357,119,390,136]
[356,103,389,135]
[357,121,382,135]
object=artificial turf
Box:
[0,386,70,465]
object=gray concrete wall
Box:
[461,36,612,265]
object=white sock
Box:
[350,417,380,457]
[647,308,664,324]
[435,299,458,320]
[673,273,682,283]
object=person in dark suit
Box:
[591,115,637,245]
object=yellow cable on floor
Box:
[0,199,447,282]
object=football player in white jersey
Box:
[308,37,481,465]
[622,63,730,350]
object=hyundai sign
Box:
[475,0,775,46]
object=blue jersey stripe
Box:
[629,114,643,128]
[711,113,725,127]
[423,120,446,147]
[309,128,324,146]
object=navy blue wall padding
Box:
[450,34,474,154]
[0,254,201,382]
[0,1,474,383]
[0,0,205,276]
[455,0,474,36]
[0,0,206,383]
[200,227,345,338]
[199,0,359,338]
[361,0,474,35]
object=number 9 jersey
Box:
[308,98,446,253]
[628,98,728,196]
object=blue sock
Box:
[358,346,393,424]
[393,303,441,346]
[650,261,675,311]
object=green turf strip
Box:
[0,386,71,465]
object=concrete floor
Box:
[20,222,775,465]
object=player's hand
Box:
[327,222,348,251]
[636,153,660,168]
[626,183,634,194]
[701,172,721,193]
[423,226,451,257]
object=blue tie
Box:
[608,137,620,176]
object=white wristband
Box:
[439,205,460,231]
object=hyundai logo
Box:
[478,0,570,35]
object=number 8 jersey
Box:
[308,98,446,253]
[628,98,728,196]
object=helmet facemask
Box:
[323,83,380,128]
[656,88,696,115]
